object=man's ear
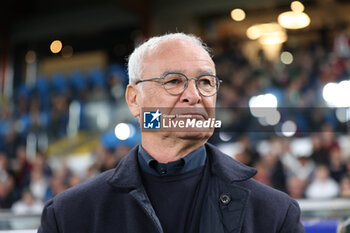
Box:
[125,84,141,117]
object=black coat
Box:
[38,143,305,233]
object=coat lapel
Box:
[107,146,163,233]
[200,144,257,233]
[130,187,164,233]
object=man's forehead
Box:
[146,39,209,58]
[147,40,213,60]
[144,58,216,76]
[159,68,216,76]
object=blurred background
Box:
[1,0,350,232]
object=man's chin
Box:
[174,131,213,141]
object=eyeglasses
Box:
[135,72,223,97]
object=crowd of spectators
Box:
[211,29,350,200]
[228,132,350,200]
[0,64,130,213]
[0,29,349,213]
[0,140,132,214]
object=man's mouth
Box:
[180,113,207,120]
[170,109,209,120]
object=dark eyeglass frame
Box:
[135,72,223,97]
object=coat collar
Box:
[107,145,143,189]
[107,143,257,189]
[205,143,257,182]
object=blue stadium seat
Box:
[51,73,68,94]
[70,71,87,92]
[89,68,106,88]
[108,63,128,86]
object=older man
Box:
[38,33,304,233]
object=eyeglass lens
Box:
[163,73,218,96]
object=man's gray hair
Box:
[127,32,211,84]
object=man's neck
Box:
[141,136,207,163]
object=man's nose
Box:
[180,80,201,104]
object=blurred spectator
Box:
[310,134,329,165]
[87,144,105,179]
[29,94,49,132]
[99,148,118,172]
[34,151,52,178]
[321,126,340,155]
[217,85,239,107]
[287,176,307,199]
[0,173,17,209]
[29,167,49,201]
[306,164,339,199]
[107,71,125,103]
[253,138,287,192]
[237,135,260,167]
[99,144,130,172]
[340,132,350,162]
[0,151,13,175]
[68,174,82,187]
[329,146,346,182]
[13,145,31,190]
[44,174,69,201]
[0,105,19,158]
[55,161,73,187]
[11,190,43,214]
[49,95,69,139]
[281,153,315,182]
[253,159,271,186]
[334,28,350,59]
[340,175,350,198]
[345,159,350,177]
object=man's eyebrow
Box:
[199,68,216,75]
[161,69,185,76]
[161,69,215,76]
